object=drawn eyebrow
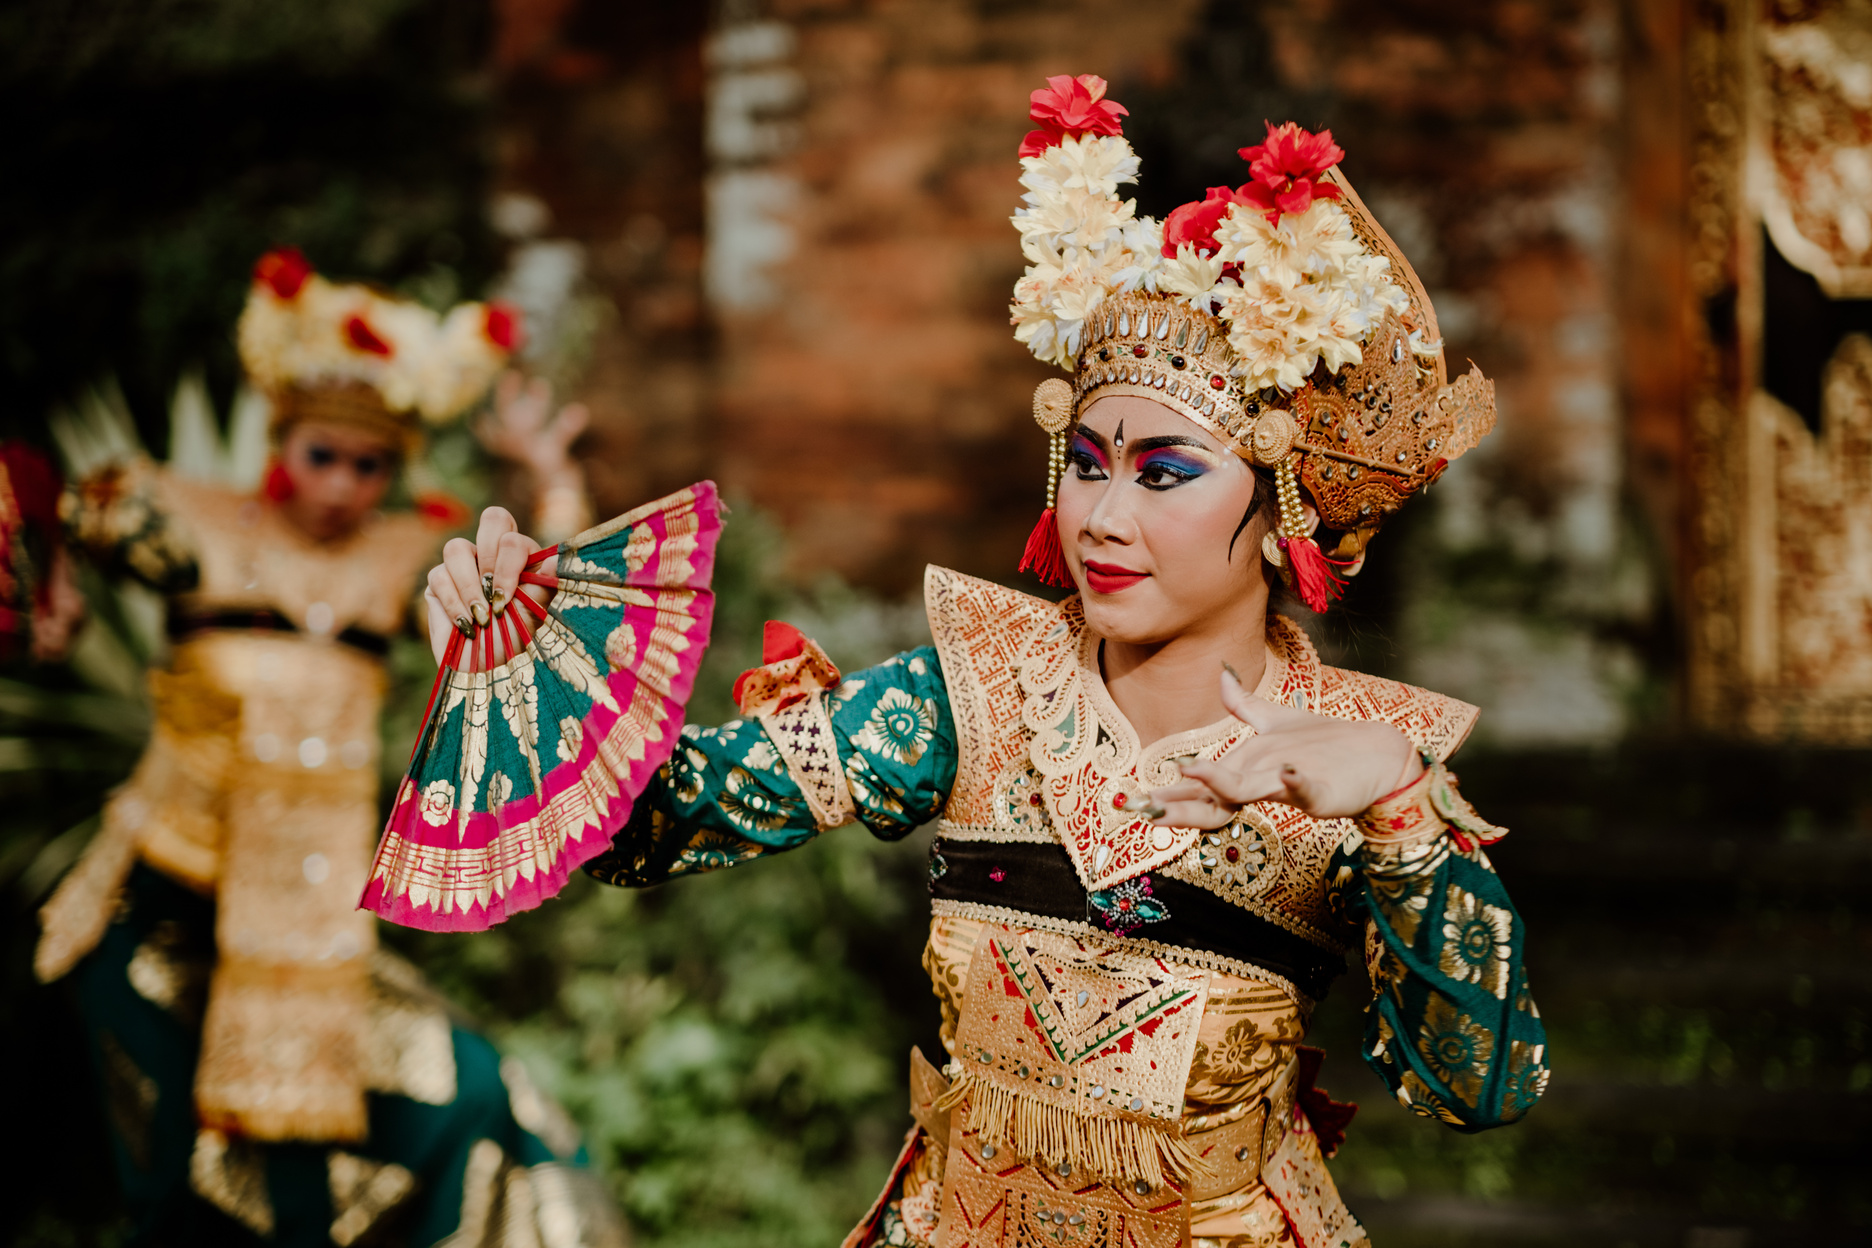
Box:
[1076,426,1111,450]
[1131,435,1214,454]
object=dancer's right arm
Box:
[583,645,956,888]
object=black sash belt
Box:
[168,608,392,659]
[930,836,1346,1001]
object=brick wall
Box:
[495,0,1663,740]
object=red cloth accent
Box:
[1294,1046,1357,1158]
[1016,507,1073,589]
[0,443,60,531]
[0,443,63,643]
[760,619,808,665]
[262,460,295,502]
[1284,534,1348,614]
[732,621,842,716]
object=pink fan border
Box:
[360,481,720,932]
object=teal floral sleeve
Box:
[1328,832,1549,1131]
[584,647,957,887]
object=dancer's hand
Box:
[476,371,588,484]
[423,506,546,664]
[1147,667,1422,826]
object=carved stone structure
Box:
[1686,0,1872,740]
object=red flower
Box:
[1160,186,1240,258]
[483,301,523,352]
[1018,73,1128,158]
[1236,121,1345,223]
[344,314,393,357]
[253,248,313,300]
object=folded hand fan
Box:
[363,481,720,931]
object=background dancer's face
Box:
[1056,394,1279,647]
[277,420,398,541]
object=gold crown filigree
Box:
[1073,292,1249,442]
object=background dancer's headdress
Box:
[1010,75,1496,610]
[238,248,519,450]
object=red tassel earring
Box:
[1017,378,1076,589]
[263,459,295,502]
[1263,453,1347,613]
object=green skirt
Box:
[70,865,625,1248]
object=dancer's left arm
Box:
[1149,670,1550,1130]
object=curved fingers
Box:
[442,537,488,627]
[489,530,538,614]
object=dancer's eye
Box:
[1068,434,1108,481]
[1135,452,1205,491]
[307,445,337,468]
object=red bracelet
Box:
[1357,756,1508,852]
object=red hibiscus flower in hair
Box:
[254,247,313,300]
[344,314,393,357]
[483,301,523,352]
[1019,73,1128,158]
[1161,186,1241,258]
[1236,121,1345,224]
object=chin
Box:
[1075,579,1182,646]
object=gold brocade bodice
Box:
[914,568,1478,1242]
[121,472,436,892]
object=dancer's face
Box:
[277,421,398,541]
[1055,395,1273,645]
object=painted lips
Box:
[1083,560,1148,594]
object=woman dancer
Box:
[34,252,621,1248]
[415,78,1546,1248]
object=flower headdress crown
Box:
[237,249,521,444]
[1009,76,1496,609]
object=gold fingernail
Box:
[491,587,506,612]
[455,616,472,636]
[1141,804,1167,821]
[481,573,495,602]
[472,602,490,627]
[1221,660,1242,683]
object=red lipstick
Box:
[1083,560,1148,594]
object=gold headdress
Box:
[237,249,519,451]
[1010,76,1495,609]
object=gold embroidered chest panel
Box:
[923,564,1478,966]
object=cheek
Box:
[1054,474,1096,536]
[1145,481,1257,567]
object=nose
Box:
[1080,474,1137,546]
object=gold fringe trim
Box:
[935,1070,1210,1190]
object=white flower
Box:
[1018,133,1141,201]
[419,779,456,827]
[1108,216,1166,293]
[1158,243,1228,304]
[487,771,513,817]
